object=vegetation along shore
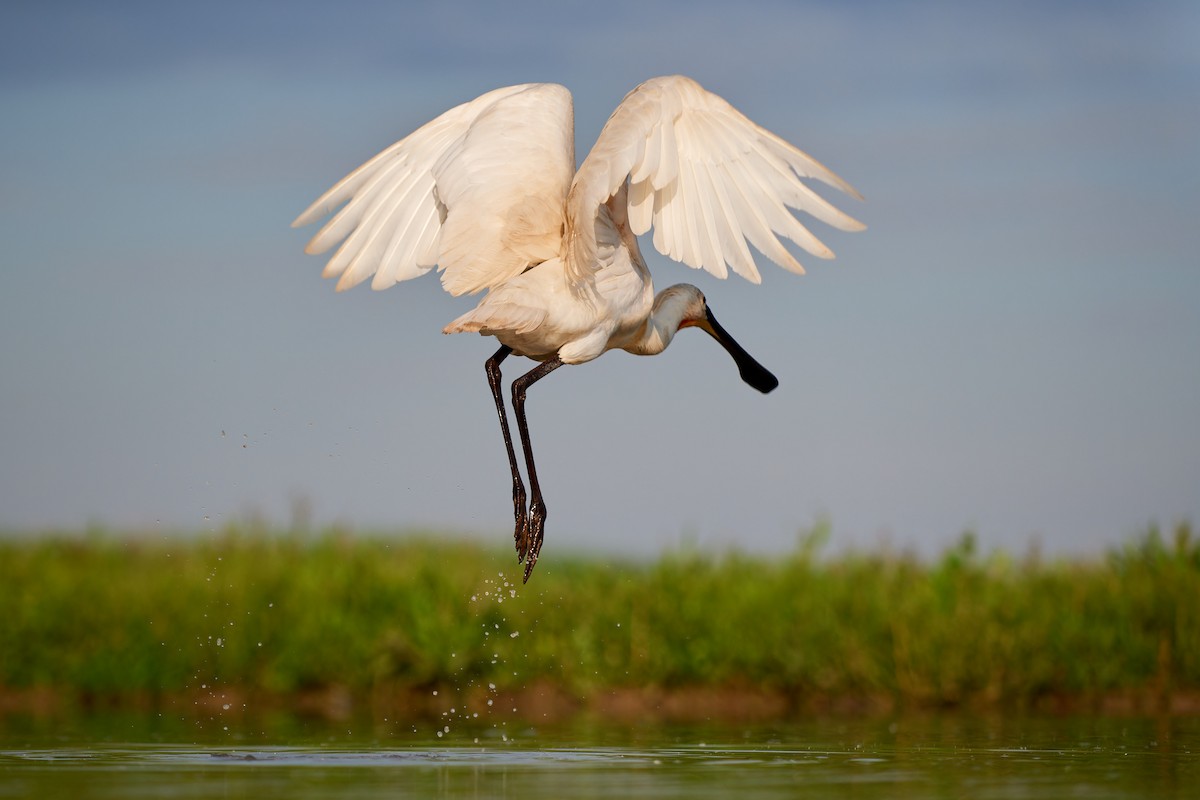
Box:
[1,522,1196,721]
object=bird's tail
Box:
[443,303,547,336]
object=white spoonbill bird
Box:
[292,75,863,581]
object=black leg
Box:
[484,346,530,562]
[511,356,564,582]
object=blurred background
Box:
[2,0,1197,558]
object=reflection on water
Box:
[2,713,1196,799]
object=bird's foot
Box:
[522,498,547,584]
[512,482,529,562]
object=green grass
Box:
[0,522,1196,710]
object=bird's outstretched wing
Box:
[566,75,864,285]
[292,83,574,296]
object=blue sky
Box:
[2,0,1197,558]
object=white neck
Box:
[625,285,700,356]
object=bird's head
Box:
[670,284,779,394]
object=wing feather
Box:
[721,161,807,274]
[566,75,862,285]
[333,156,439,291]
[293,84,574,296]
[705,162,759,282]
[687,157,725,278]
[700,159,753,281]
[628,178,654,233]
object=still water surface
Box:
[2,713,1195,798]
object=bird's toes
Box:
[514,514,529,563]
[512,485,529,561]
[522,503,547,584]
[522,550,538,584]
